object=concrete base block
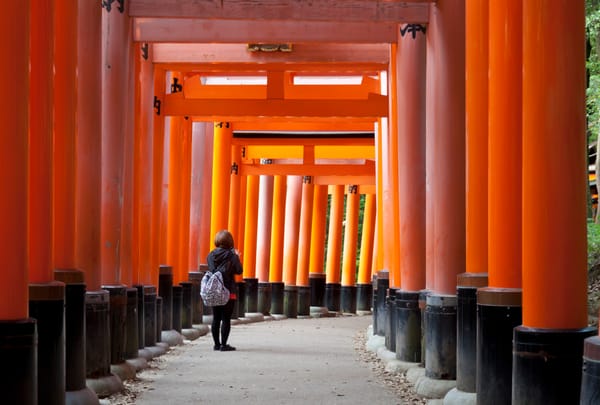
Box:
[181,328,201,341]
[414,374,456,399]
[366,334,385,352]
[65,386,100,405]
[145,345,167,358]
[310,306,329,316]
[443,388,476,405]
[385,359,421,373]
[110,361,137,382]
[271,314,287,321]
[244,312,265,322]
[161,329,184,346]
[125,356,148,371]
[86,373,123,398]
[356,310,372,316]
[202,315,213,324]
[138,348,153,361]
[192,324,210,335]
[406,367,426,384]
[376,346,398,363]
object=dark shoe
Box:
[220,344,236,351]
[213,344,221,351]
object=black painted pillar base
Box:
[0,318,37,404]
[233,281,245,319]
[418,289,431,365]
[512,325,596,404]
[180,282,193,328]
[270,282,285,314]
[341,286,357,314]
[86,290,111,378]
[395,290,421,363]
[244,277,259,314]
[54,270,91,396]
[297,286,311,316]
[143,286,157,347]
[172,285,182,333]
[133,284,145,349]
[356,283,373,312]
[456,272,488,393]
[158,265,173,331]
[476,288,521,405]
[29,281,65,405]
[188,272,203,324]
[155,296,163,343]
[384,288,397,352]
[283,286,298,318]
[102,285,127,365]
[257,282,272,315]
[425,294,457,380]
[309,273,326,307]
[374,271,389,336]
[325,283,341,312]
[125,288,139,360]
[581,335,600,404]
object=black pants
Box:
[211,299,235,346]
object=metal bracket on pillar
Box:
[303,176,312,184]
[141,43,149,60]
[241,147,246,158]
[231,162,239,175]
[400,24,427,39]
[215,122,230,129]
[153,96,161,115]
[348,184,358,194]
[260,158,273,165]
[171,78,182,93]
[102,0,125,13]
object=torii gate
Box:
[0,1,597,404]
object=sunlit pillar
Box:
[340,185,359,314]
[209,121,232,250]
[243,175,259,313]
[308,184,328,311]
[518,1,595,403]
[198,123,214,264]
[256,175,274,315]
[357,193,375,311]
[282,176,303,317]
[325,185,344,312]
[166,113,183,282]
[269,175,287,314]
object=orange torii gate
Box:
[0,1,597,404]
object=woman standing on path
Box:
[206,230,243,351]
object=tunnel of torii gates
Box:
[1,0,600,404]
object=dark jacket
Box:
[206,247,243,294]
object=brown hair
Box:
[214,230,234,249]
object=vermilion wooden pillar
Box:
[100,4,131,286]
[475,3,523,404]
[282,176,303,317]
[53,0,77,271]
[308,184,328,310]
[357,193,375,311]
[269,175,287,314]
[189,123,206,272]
[0,2,36,404]
[166,113,183,282]
[325,185,344,312]
[341,185,359,314]
[228,145,242,250]
[423,0,466,384]
[150,69,166,288]
[454,0,489,397]
[256,175,274,314]
[198,123,214,264]
[177,118,192,280]
[296,176,314,316]
[210,122,233,250]
[243,175,259,313]
[134,42,154,286]
[517,1,595,403]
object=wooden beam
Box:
[152,43,390,64]
[156,62,387,75]
[129,0,431,23]
[162,92,388,118]
[231,120,375,132]
[134,18,401,43]
[239,160,375,178]
[232,137,374,147]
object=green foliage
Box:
[588,221,600,267]
[587,0,600,141]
